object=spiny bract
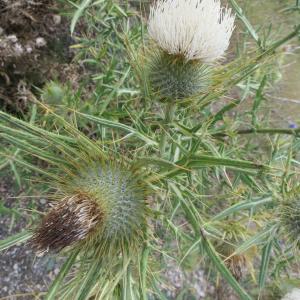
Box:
[41,81,65,104]
[147,50,212,99]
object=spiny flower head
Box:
[148,0,235,62]
[31,160,148,255]
[279,196,300,246]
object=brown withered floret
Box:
[31,194,102,255]
[225,254,246,281]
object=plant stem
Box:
[213,127,300,137]
[258,24,300,59]
[159,102,176,155]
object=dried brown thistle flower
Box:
[31,194,102,255]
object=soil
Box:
[0,0,78,114]
[0,178,64,299]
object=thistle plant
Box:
[146,0,235,100]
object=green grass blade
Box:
[45,249,80,300]
[0,231,32,252]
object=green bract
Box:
[146,49,212,100]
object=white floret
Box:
[148,0,235,62]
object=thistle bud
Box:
[41,81,65,104]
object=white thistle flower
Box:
[148,0,235,62]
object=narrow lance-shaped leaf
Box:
[45,249,80,300]
[74,111,157,146]
[212,197,273,222]
[259,237,274,290]
[0,231,32,252]
[232,225,278,257]
[228,0,262,48]
[139,245,150,300]
[200,230,253,300]
[70,0,93,35]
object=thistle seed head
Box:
[31,194,102,255]
[31,161,147,255]
[148,0,235,63]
